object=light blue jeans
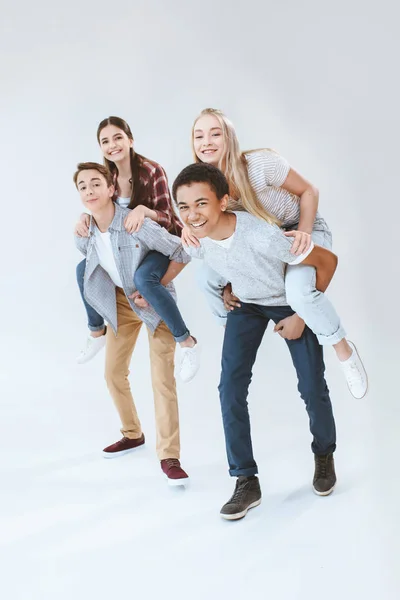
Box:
[196,226,346,346]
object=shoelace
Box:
[116,437,130,448]
[164,458,181,469]
[182,349,197,364]
[228,479,251,504]
[346,362,363,385]
[315,456,330,479]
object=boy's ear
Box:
[220,194,230,212]
[109,184,115,198]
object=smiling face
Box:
[176,181,229,239]
[98,124,133,163]
[192,114,225,167]
[76,169,114,213]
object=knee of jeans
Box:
[134,265,158,290]
[285,278,319,311]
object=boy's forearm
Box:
[160,261,187,286]
[302,245,338,292]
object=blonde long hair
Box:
[191,108,281,226]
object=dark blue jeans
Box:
[218,303,337,477]
[76,251,190,342]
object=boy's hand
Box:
[128,290,149,308]
[223,283,241,311]
[274,314,305,340]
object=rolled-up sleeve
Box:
[138,219,191,264]
[75,235,89,256]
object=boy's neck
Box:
[92,202,116,233]
[207,212,237,241]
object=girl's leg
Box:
[134,251,191,344]
[285,229,367,398]
[133,251,199,383]
[76,259,107,364]
[285,230,346,347]
[76,259,105,334]
[196,262,229,326]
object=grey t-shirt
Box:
[184,211,313,307]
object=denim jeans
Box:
[133,251,190,343]
[218,303,337,477]
[76,259,105,332]
[76,251,190,342]
[196,225,346,345]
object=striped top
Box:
[227,150,326,230]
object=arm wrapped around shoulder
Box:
[139,218,191,264]
[301,245,338,293]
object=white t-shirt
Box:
[209,234,235,249]
[94,228,124,288]
[116,197,130,209]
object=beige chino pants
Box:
[104,288,180,460]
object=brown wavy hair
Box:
[97,116,156,210]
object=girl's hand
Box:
[284,230,312,255]
[124,206,148,233]
[223,284,241,311]
[181,226,201,248]
[128,290,149,308]
[74,213,90,237]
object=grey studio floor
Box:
[1,271,398,600]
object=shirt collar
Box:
[88,202,125,235]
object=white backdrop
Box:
[1,1,399,599]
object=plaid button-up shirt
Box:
[113,160,183,236]
[75,203,190,334]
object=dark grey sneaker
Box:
[313,453,336,496]
[220,476,262,520]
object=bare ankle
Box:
[333,338,352,361]
[179,336,196,349]
[91,328,106,338]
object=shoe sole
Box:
[102,445,144,458]
[346,341,369,399]
[313,483,336,496]
[179,363,200,384]
[164,475,189,487]
[180,372,199,384]
[76,341,106,364]
[220,498,262,521]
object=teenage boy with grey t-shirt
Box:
[172,163,339,521]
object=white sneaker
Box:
[76,331,107,364]
[340,341,368,399]
[179,339,200,383]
